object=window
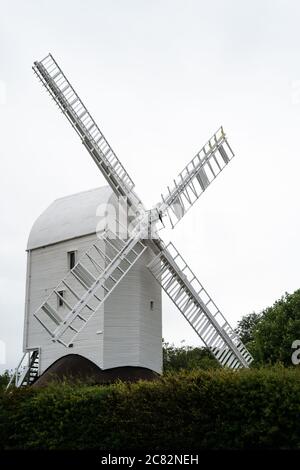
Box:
[68,251,76,270]
[150,300,154,311]
[58,290,64,308]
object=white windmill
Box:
[8,54,252,388]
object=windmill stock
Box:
[8,53,252,388]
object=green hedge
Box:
[1,367,300,450]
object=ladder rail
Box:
[6,352,26,389]
[6,349,40,389]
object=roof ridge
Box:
[54,185,110,202]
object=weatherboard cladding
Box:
[24,187,162,374]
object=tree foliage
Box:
[163,341,219,372]
[235,312,261,345]
[0,371,11,390]
[236,290,300,366]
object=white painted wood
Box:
[24,233,105,372]
[103,249,162,373]
[24,187,162,375]
[27,186,114,250]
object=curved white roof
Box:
[27,186,116,250]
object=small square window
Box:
[68,251,76,270]
[150,301,154,311]
[58,290,64,308]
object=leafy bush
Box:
[1,367,300,450]
[0,371,11,391]
[163,341,219,372]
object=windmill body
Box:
[24,187,162,379]
[8,53,253,388]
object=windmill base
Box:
[32,354,159,388]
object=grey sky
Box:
[1,0,300,371]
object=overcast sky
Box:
[1,0,300,372]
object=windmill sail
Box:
[34,229,147,347]
[158,127,234,228]
[148,241,253,368]
[33,54,142,212]
[8,53,252,390]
